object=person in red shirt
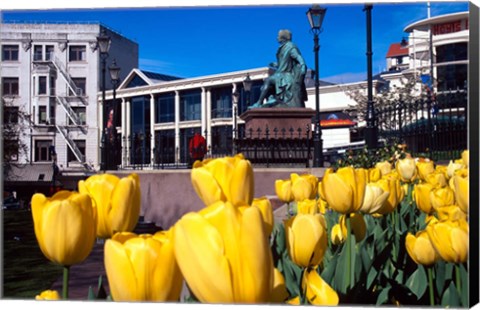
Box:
[188,132,207,167]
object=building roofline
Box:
[403,11,469,32]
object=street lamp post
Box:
[307,4,327,168]
[232,88,239,155]
[97,28,111,171]
[364,4,378,149]
[243,73,252,109]
[109,59,121,170]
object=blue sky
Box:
[1,1,470,83]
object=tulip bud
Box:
[31,191,96,266]
[360,183,390,215]
[413,183,434,214]
[461,150,469,168]
[321,167,367,214]
[426,219,469,263]
[416,160,435,182]
[285,213,327,268]
[78,173,141,238]
[330,224,345,245]
[297,199,318,215]
[302,268,339,305]
[275,179,294,203]
[453,174,468,213]
[36,290,60,300]
[339,213,366,243]
[105,231,183,301]
[291,173,318,201]
[430,187,455,210]
[396,157,417,182]
[405,231,439,266]
[375,160,392,176]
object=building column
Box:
[121,98,126,167]
[231,83,238,140]
[126,99,131,166]
[201,87,207,136]
[150,94,155,167]
[174,90,180,164]
[206,88,212,152]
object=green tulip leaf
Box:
[460,263,468,307]
[376,285,391,305]
[435,261,447,294]
[406,265,427,299]
[367,267,378,290]
[87,286,96,300]
[441,282,460,307]
[321,251,338,284]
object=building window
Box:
[69,107,86,125]
[69,45,86,62]
[69,77,86,96]
[4,140,19,161]
[34,140,53,162]
[436,42,468,63]
[156,93,175,123]
[2,45,19,61]
[437,64,468,91]
[46,45,55,60]
[211,87,232,119]
[180,90,201,121]
[2,77,19,96]
[39,106,47,124]
[50,76,56,95]
[67,140,86,162]
[34,45,43,61]
[38,76,47,95]
[4,107,19,124]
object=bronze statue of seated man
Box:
[249,29,308,109]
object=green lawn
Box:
[2,209,63,299]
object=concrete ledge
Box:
[116,167,326,230]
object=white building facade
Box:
[1,23,138,174]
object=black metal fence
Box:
[376,88,467,160]
[112,88,467,170]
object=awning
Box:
[4,163,55,183]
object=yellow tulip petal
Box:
[303,269,339,306]
[174,212,233,303]
[230,158,254,206]
[191,166,225,206]
[110,177,138,233]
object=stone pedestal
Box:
[239,107,316,138]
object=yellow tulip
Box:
[426,172,448,188]
[340,213,366,243]
[375,160,392,176]
[318,180,326,201]
[321,167,367,214]
[426,220,469,263]
[302,268,339,305]
[461,150,469,168]
[446,160,465,179]
[375,176,403,215]
[31,191,96,266]
[416,159,435,182]
[317,198,327,214]
[396,157,417,182]
[425,215,439,225]
[413,183,434,215]
[360,183,390,215]
[297,199,318,215]
[453,174,468,213]
[430,187,455,210]
[405,231,439,266]
[285,213,327,268]
[191,154,254,207]
[35,290,60,300]
[174,201,273,303]
[78,173,141,239]
[436,205,467,222]
[287,296,301,305]
[104,231,182,301]
[272,268,289,303]
[275,179,294,203]
[251,197,274,236]
[368,167,382,182]
[330,224,345,245]
[291,173,318,201]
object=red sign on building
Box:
[432,19,468,35]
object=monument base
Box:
[239,107,316,139]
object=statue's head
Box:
[277,29,292,43]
